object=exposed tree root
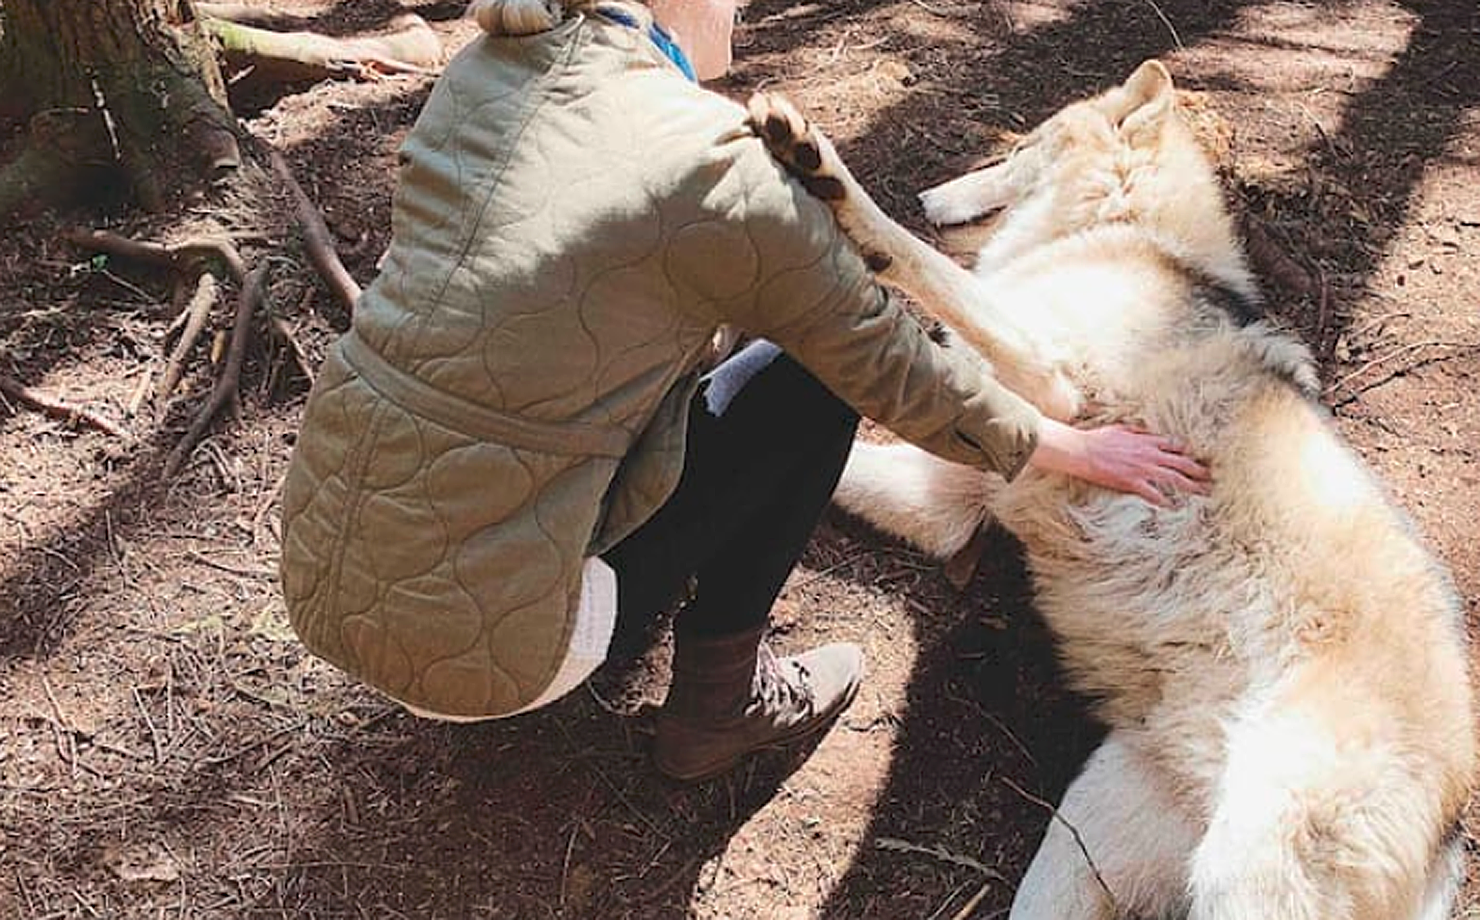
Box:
[269,150,362,314]
[0,374,127,438]
[195,3,305,29]
[63,229,247,283]
[204,12,441,84]
[65,229,254,408]
[64,228,273,469]
[159,273,221,402]
[165,265,269,479]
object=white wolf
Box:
[748,61,1474,920]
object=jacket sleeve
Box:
[662,128,1042,479]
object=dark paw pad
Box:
[802,174,847,201]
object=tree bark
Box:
[0,0,239,214]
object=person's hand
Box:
[1028,417,1210,505]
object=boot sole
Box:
[653,676,864,783]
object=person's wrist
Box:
[1028,417,1086,479]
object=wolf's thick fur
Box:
[749,63,1474,919]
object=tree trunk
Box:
[0,0,239,214]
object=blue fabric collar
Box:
[598,6,699,83]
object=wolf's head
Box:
[923,61,1249,289]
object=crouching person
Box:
[278,0,1200,781]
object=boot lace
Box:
[752,642,815,718]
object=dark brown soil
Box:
[2,1,1477,917]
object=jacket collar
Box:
[593,4,698,82]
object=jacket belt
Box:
[338,332,631,458]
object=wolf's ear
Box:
[1112,60,1175,142]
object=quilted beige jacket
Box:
[280,8,1041,718]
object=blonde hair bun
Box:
[468,0,568,36]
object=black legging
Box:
[601,341,860,637]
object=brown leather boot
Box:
[653,626,865,782]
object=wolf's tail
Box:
[1188,703,1462,920]
[1409,832,1463,920]
[832,441,997,559]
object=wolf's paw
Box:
[746,92,846,201]
[918,185,974,226]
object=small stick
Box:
[125,366,153,416]
[267,314,315,387]
[39,674,79,779]
[185,550,276,580]
[949,884,1003,920]
[905,0,953,15]
[158,271,219,401]
[1138,0,1184,50]
[0,373,126,437]
[250,469,288,547]
[268,150,361,314]
[1314,268,1334,365]
[165,264,268,478]
[559,822,580,910]
[999,775,1117,911]
[875,837,1007,880]
[943,688,1039,768]
[1327,340,1477,398]
[132,686,165,764]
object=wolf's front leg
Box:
[1011,733,1196,920]
[918,162,1018,227]
[745,93,1079,420]
[746,93,1002,333]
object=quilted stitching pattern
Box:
[282,13,1039,718]
[284,22,729,716]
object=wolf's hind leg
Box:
[832,440,998,559]
[1011,733,1195,920]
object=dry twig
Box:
[39,673,78,778]
[999,775,1118,911]
[950,886,1005,920]
[0,373,126,437]
[1138,0,1184,50]
[875,837,1007,880]
[1328,340,1480,407]
[266,314,315,388]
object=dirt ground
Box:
[2,0,1478,917]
